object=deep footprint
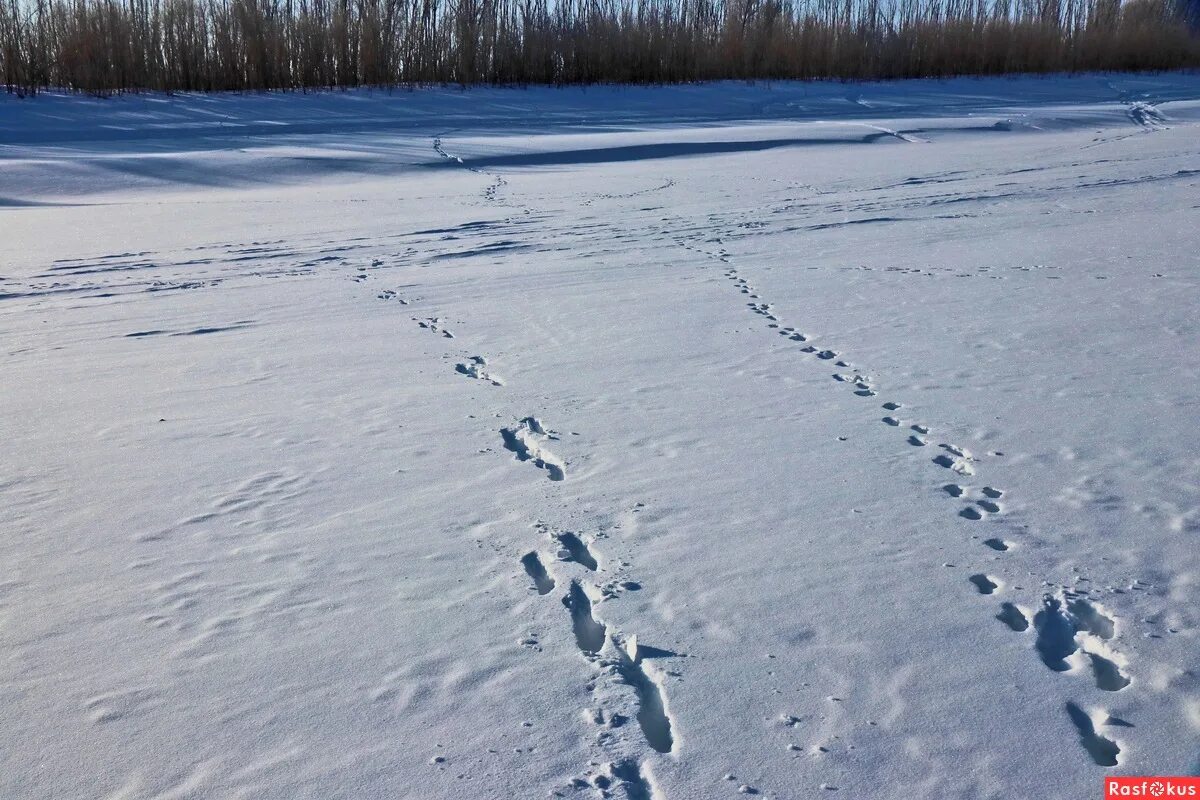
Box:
[521,552,556,595]
[501,417,566,482]
[555,531,599,571]
[618,641,676,754]
[997,602,1029,631]
[609,760,656,800]
[1065,702,1121,767]
[564,581,607,654]
[969,574,999,594]
[1033,596,1078,672]
[934,454,975,475]
[1067,598,1116,639]
[1086,651,1131,692]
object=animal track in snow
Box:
[747,302,778,322]
[778,327,808,342]
[1065,703,1121,766]
[377,289,409,304]
[554,531,599,571]
[615,635,676,754]
[1066,597,1117,640]
[525,524,677,761]
[833,372,876,397]
[431,136,462,164]
[1032,594,1129,691]
[580,635,679,758]
[721,255,1025,541]
[969,574,1001,594]
[704,239,1143,759]
[1127,101,1168,131]
[521,552,556,595]
[584,177,675,208]
[933,444,976,476]
[1034,596,1081,672]
[455,355,504,386]
[1082,641,1132,692]
[500,417,565,481]
[482,174,507,202]
[997,602,1029,631]
[415,316,454,338]
[581,760,659,800]
[565,581,607,654]
[960,497,1003,519]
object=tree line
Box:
[2,0,1197,94]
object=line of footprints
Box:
[523,525,678,798]
[497,415,673,793]
[366,266,674,797]
[719,260,1132,767]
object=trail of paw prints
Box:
[1028,592,1130,692]
[351,264,370,282]
[433,135,514,207]
[943,483,1005,521]
[415,316,454,338]
[720,264,1012,534]
[583,178,675,208]
[989,589,1132,765]
[710,253,1137,767]
[456,355,504,386]
[359,262,517,394]
[501,417,566,482]
[358,261,518,394]
[832,370,877,398]
[1066,703,1124,767]
[727,265,1015,551]
[483,173,508,202]
[520,525,678,799]
[376,288,410,305]
[376,267,674,794]
[368,284,667,791]
[893,407,1138,756]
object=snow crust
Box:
[2,74,1199,799]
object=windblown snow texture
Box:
[2,74,1199,799]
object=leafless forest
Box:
[2,0,1197,94]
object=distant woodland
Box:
[3,0,1198,93]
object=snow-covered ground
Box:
[2,74,1199,799]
